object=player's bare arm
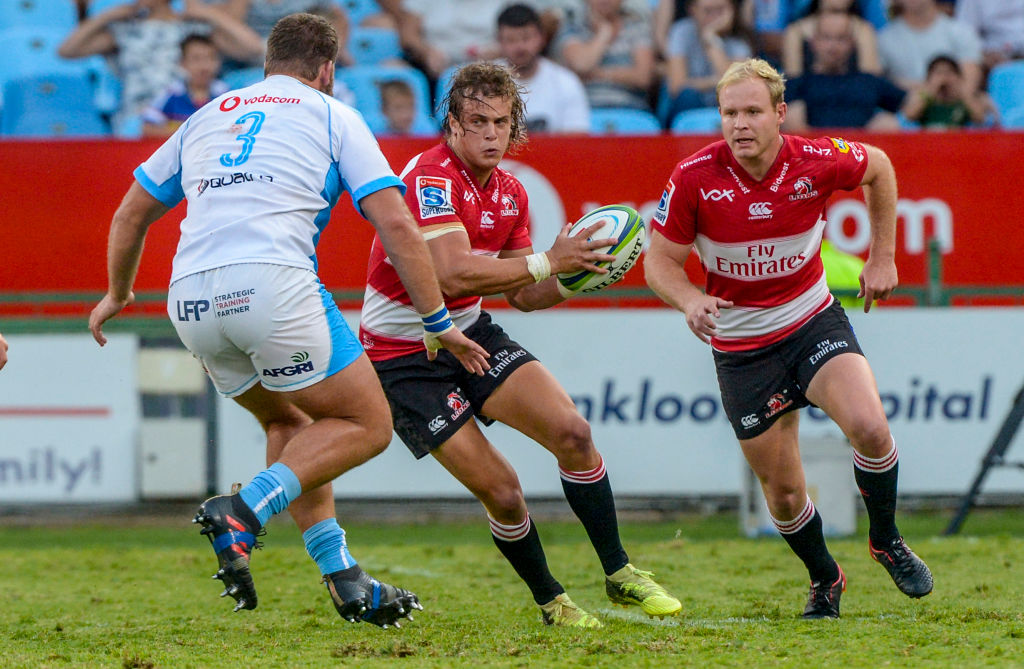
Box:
[645,232,733,345]
[0,332,8,371]
[89,182,170,346]
[857,144,899,313]
[425,220,615,300]
[361,188,490,374]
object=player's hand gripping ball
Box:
[556,204,646,294]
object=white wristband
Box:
[525,252,551,283]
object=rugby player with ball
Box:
[359,61,678,627]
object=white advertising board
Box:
[218,308,1024,498]
[0,334,139,502]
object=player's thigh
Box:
[431,420,524,506]
[479,360,587,450]
[739,411,805,496]
[804,352,890,451]
[283,354,391,427]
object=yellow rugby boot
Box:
[605,564,682,618]
[539,593,603,628]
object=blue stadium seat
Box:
[335,65,436,136]
[0,27,101,107]
[670,107,722,134]
[987,60,1024,118]
[1002,106,1024,129]
[0,0,77,30]
[222,67,265,91]
[339,0,381,25]
[1,74,109,137]
[348,27,402,66]
[590,108,662,135]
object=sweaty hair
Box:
[716,58,787,107]
[265,13,338,81]
[497,3,542,29]
[441,62,527,152]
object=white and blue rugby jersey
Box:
[135,74,403,283]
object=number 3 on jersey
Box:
[220,111,266,167]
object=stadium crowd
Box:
[0,0,1018,137]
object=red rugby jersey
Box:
[652,135,868,352]
[359,142,532,361]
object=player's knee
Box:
[845,418,891,458]
[765,484,805,518]
[550,415,594,458]
[484,482,526,517]
[363,420,393,456]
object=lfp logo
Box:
[177,300,210,321]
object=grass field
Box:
[2,508,1023,668]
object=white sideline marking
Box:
[597,608,771,627]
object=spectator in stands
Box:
[782,0,881,77]
[664,0,752,123]
[902,54,997,128]
[59,0,262,134]
[784,12,905,129]
[954,0,1024,72]
[557,0,656,111]
[497,3,591,133]
[141,34,229,137]
[377,78,417,135]
[207,0,355,66]
[393,0,504,80]
[878,0,983,93]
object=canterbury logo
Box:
[749,202,772,216]
[700,188,734,202]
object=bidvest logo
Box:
[263,351,314,378]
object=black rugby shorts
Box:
[713,299,865,440]
[372,311,537,458]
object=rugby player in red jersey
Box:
[645,58,933,618]
[360,62,681,627]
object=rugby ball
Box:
[556,204,646,294]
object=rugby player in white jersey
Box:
[359,62,681,627]
[645,58,933,619]
[88,12,488,627]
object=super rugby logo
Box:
[447,391,469,420]
[262,351,314,378]
[416,176,456,219]
[653,180,675,225]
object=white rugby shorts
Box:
[167,263,363,397]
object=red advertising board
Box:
[1,132,1022,305]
